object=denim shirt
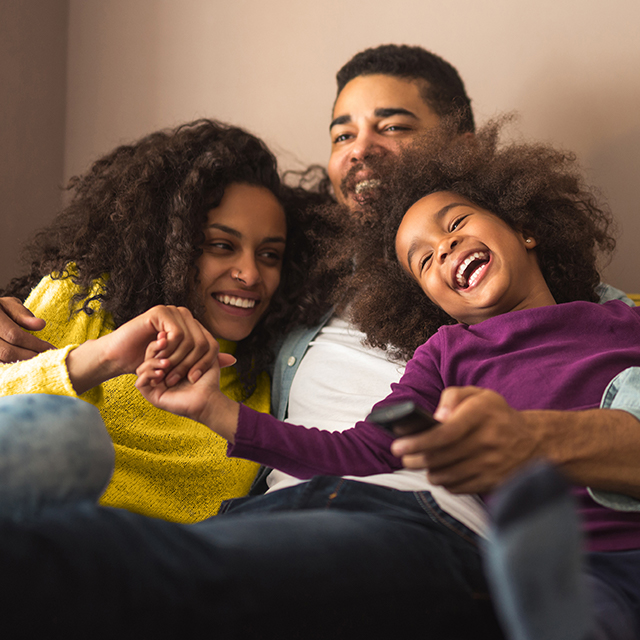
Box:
[248,311,333,494]
[270,310,333,421]
[588,367,640,511]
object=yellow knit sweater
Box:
[0,273,267,522]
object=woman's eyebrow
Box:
[205,224,286,245]
[206,223,241,238]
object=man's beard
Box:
[339,155,393,225]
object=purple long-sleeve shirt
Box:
[231,300,640,552]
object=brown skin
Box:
[391,386,640,498]
[136,332,240,443]
[65,305,221,396]
[328,74,441,208]
[0,297,52,361]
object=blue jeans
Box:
[587,550,640,639]
[0,394,114,517]
[0,477,503,639]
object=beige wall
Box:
[0,0,68,286]
[2,0,639,291]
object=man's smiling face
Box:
[328,74,441,212]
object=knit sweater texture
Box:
[0,273,268,522]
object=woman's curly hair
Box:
[3,119,331,394]
[320,116,617,361]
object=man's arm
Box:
[391,385,640,498]
[0,297,53,362]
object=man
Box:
[271,44,640,506]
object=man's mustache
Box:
[339,156,393,199]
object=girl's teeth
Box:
[456,252,489,287]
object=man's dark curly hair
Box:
[336,44,475,134]
[2,119,330,394]
[324,116,616,361]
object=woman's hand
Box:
[66,306,215,395]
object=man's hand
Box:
[0,297,53,362]
[391,387,544,494]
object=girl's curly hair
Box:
[320,116,617,361]
[3,119,331,394]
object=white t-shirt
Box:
[267,316,488,537]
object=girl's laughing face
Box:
[395,191,554,324]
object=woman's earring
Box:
[525,238,533,244]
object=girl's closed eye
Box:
[450,215,469,232]
[419,253,433,274]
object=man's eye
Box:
[333,133,352,144]
[384,125,411,132]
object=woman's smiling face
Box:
[395,191,554,324]
[196,183,286,342]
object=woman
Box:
[0,119,326,522]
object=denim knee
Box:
[0,394,114,517]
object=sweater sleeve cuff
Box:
[227,403,277,459]
[0,344,102,408]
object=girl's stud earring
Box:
[525,238,532,244]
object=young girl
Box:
[0,119,326,523]
[135,118,640,638]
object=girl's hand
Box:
[135,340,239,439]
[390,387,543,494]
[135,356,219,424]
